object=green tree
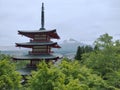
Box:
[0,54,11,60]
[75,46,82,60]
[60,60,108,90]
[84,45,93,53]
[0,59,22,90]
[27,60,108,90]
[27,61,65,90]
[75,45,93,60]
[94,33,113,49]
[82,33,120,89]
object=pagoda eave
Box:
[18,29,56,34]
[13,57,59,61]
[16,42,61,48]
[18,29,60,39]
[13,54,60,61]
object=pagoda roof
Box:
[18,29,56,33]
[18,29,60,39]
[13,54,61,60]
[16,42,61,48]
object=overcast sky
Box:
[0,0,120,46]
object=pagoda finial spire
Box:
[40,2,45,30]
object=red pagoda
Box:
[13,3,61,75]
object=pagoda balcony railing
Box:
[30,39,51,43]
[29,51,50,55]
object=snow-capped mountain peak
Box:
[63,38,78,44]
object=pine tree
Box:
[75,46,82,60]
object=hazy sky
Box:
[0,0,120,46]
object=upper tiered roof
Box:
[18,29,60,39]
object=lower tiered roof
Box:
[13,54,61,60]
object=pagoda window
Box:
[32,46,49,53]
[33,48,47,52]
[33,46,47,49]
[34,34,47,41]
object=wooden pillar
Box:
[30,60,32,66]
[48,46,50,53]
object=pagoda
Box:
[13,3,61,75]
